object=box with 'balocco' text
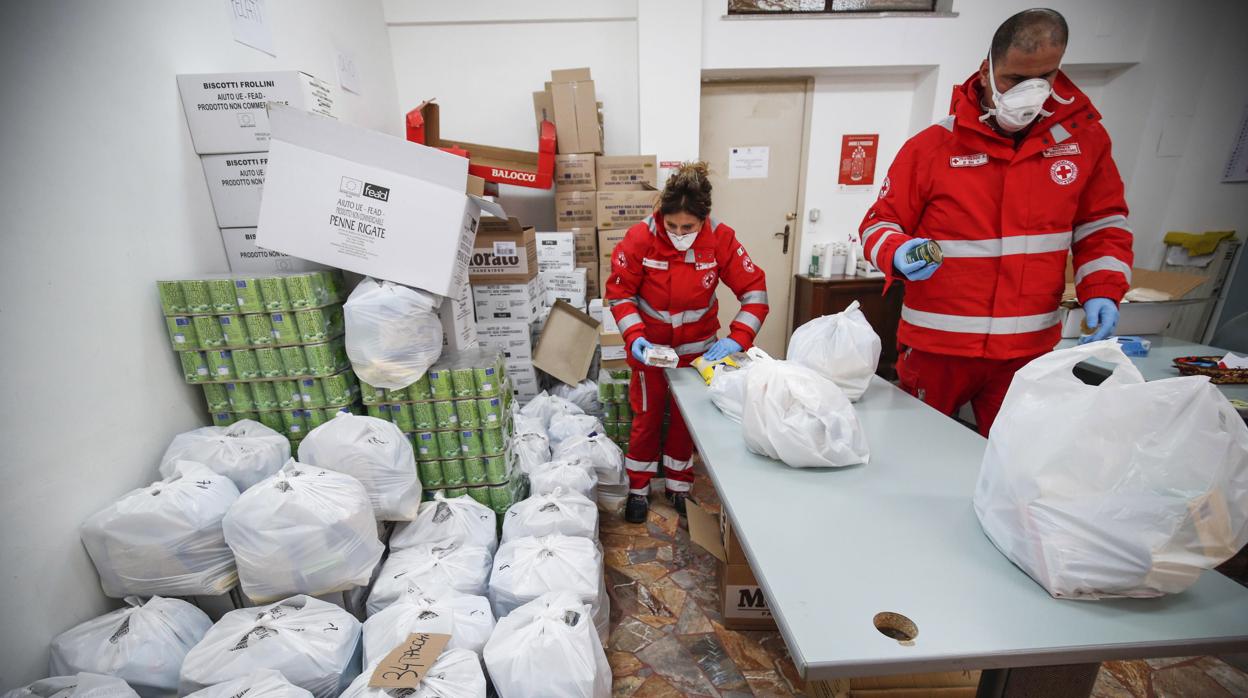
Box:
[176,71,334,154]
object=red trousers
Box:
[624,366,694,495]
[896,346,1042,436]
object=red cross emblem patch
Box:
[1050,159,1078,186]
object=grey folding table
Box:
[666,368,1248,696]
[1055,334,1248,401]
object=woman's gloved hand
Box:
[631,337,653,363]
[702,337,742,362]
[1079,298,1120,343]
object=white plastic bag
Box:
[974,342,1248,599]
[344,277,443,390]
[519,392,584,428]
[81,460,239,598]
[222,460,384,602]
[708,361,755,424]
[366,542,494,615]
[183,670,312,698]
[363,586,495,662]
[510,433,551,474]
[159,420,289,491]
[3,674,139,698]
[550,380,601,414]
[552,434,625,487]
[388,493,498,554]
[297,413,421,521]
[483,592,610,698]
[341,650,486,698]
[547,413,604,448]
[49,596,211,698]
[786,300,881,401]
[178,596,361,698]
[742,352,870,468]
[526,458,598,500]
[502,488,599,542]
[488,535,608,642]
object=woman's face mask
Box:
[664,214,703,251]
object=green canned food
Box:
[436,431,461,459]
[179,280,212,313]
[476,397,503,425]
[427,369,453,400]
[207,350,235,380]
[446,487,469,499]
[226,382,254,410]
[383,386,408,402]
[202,383,230,411]
[211,411,235,427]
[322,373,353,406]
[258,276,291,311]
[617,401,633,418]
[216,315,245,346]
[295,307,333,343]
[433,400,459,430]
[484,455,508,484]
[179,351,210,382]
[300,378,327,409]
[323,270,345,301]
[488,484,515,512]
[597,380,613,403]
[255,347,284,378]
[455,400,480,429]
[411,401,436,431]
[250,381,279,410]
[269,312,299,345]
[284,273,319,309]
[451,368,476,398]
[604,421,619,440]
[418,460,444,489]
[408,374,432,400]
[304,343,337,376]
[360,381,382,405]
[233,278,264,314]
[244,313,274,346]
[467,486,492,507]
[613,382,629,401]
[233,410,259,423]
[413,432,437,462]
[441,459,467,487]
[306,407,330,429]
[367,404,388,420]
[460,429,484,459]
[281,409,306,437]
[157,281,187,315]
[473,366,500,396]
[604,402,618,421]
[206,279,238,313]
[482,426,506,456]
[231,349,260,379]
[257,409,285,432]
[275,380,301,409]
[193,316,225,348]
[279,346,309,377]
[390,402,415,432]
[464,456,487,486]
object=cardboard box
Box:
[571,227,598,263]
[176,72,334,155]
[599,300,620,334]
[201,153,267,228]
[597,190,659,230]
[540,269,588,309]
[408,101,555,190]
[807,672,980,698]
[220,228,326,273]
[470,217,539,283]
[549,68,602,155]
[1059,266,1208,339]
[473,276,543,322]
[255,105,504,296]
[478,319,539,361]
[584,263,601,301]
[555,154,596,191]
[555,191,597,231]
[688,501,777,631]
[533,90,555,133]
[600,326,626,363]
[438,281,478,352]
[533,301,601,387]
[597,228,626,264]
[596,155,658,190]
[535,232,576,272]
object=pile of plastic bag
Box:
[3,673,140,698]
[742,352,870,468]
[367,543,494,615]
[159,420,289,490]
[341,649,486,698]
[483,592,610,698]
[488,535,608,642]
[183,670,311,698]
[706,350,771,424]
[519,392,584,429]
[297,413,422,521]
[222,460,384,602]
[552,434,625,491]
[81,461,239,598]
[547,413,604,448]
[344,277,443,390]
[975,342,1248,599]
[178,596,361,698]
[502,488,598,541]
[786,300,881,401]
[363,586,495,662]
[526,458,598,500]
[388,494,498,555]
[550,380,601,414]
[49,596,211,697]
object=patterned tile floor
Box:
[601,463,1248,697]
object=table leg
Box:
[975,663,1100,698]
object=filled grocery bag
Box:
[366,542,494,615]
[340,649,486,698]
[526,458,598,500]
[511,432,551,474]
[519,392,584,428]
[344,277,443,390]
[975,341,1248,599]
[706,352,764,424]
[363,586,495,662]
[550,380,601,414]
[488,535,608,642]
[483,592,610,698]
[502,488,598,542]
[552,433,625,488]
[3,673,139,698]
[297,413,422,521]
[183,670,311,698]
[159,420,289,490]
[388,493,498,554]
[547,413,605,448]
[786,300,881,401]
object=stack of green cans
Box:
[598,367,633,452]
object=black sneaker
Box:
[624,493,649,523]
[665,491,690,517]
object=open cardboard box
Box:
[407,100,555,190]
[469,216,538,284]
[1060,265,1209,338]
[687,501,777,631]
[532,300,601,386]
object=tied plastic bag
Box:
[526,458,598,500]
[178,596,361,698]
[553,434,625,488]
[519,392,584,428]
[511,433,551,474]
[297,414,422,521]
[388,493,498,555]
[341,649,486,698]
[363,586,495,662]
[548,413,605,448]
[49,596,211,698]
[483,592,610,698]
[974,342,1248,599]
[786,300,881,402]
[707,349,771,423]
[222,460,384,603]
[3,673,139,698]
[183,670,312,698]
[502,488,599,542]
[550,380,601,414]
[159,420,289,491]
[488,535,609,643]
[366,542,494,615]
[81,460,240,598]
[344,277,443,390]
[741,351,870,468]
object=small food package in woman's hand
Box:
[642,344,679,368]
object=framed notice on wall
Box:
[838,134,879,187]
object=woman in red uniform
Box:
[605,162,769,523]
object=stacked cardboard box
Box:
[469,217,544,401]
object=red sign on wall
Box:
[838,134,879,186]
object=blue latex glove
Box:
[631,337,653,363]
[893,238,942,281]
[702,337,742,362]
[1079,297,1120,344]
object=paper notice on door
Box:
[228,0,276,57]
[729,146,769,179]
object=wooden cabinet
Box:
[792,274,905,379]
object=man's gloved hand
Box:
[702,337,742,362]
[893,238,942,281]
[1079,297,1120,344]
[631,337,653,363]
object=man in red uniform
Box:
[859,8,1133,435]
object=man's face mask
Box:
[980,52,1072,133]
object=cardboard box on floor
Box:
[687,501,776,631]
[176,72,334,155]
[806,672,980,698]
[555,154,596,191]
[533,301,601,386]
[598,190,660,230]
[469,217,539,284]
[597,155,658,190]
[556,191,598,230]
[1059,265,1208,338]
[548,68,603,155]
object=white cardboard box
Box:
[535,232,576,272]
[256,105,504,296]
[478,320,539,361]
[201,153,267,228]
[540,269,588,309]
[438,281,478,351]
[599,299,619,334]
[472,277,544,322]
[220,227,326,273]
[176,72,335,155]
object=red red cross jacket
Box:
[859,70,1134,360]
[605,214,769,367]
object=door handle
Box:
[774,224,790,254]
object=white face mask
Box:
[979,53,1072,133]
[667,232,697,252]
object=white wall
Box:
[0,0,397,686]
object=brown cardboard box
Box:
[549,68,603,154]
[687,501,777,631]
[585,262,601,300]
[598,228,626,266]
[597,155,658,190]
[556,191,597,231]
[555,154,596,191]
[597,190,659,230]
[1059,264,1210,338]
[469,217,539,284]
[806,671,980,697]
[533,90,555,132]
[600,325,627,367]
[533,300,602,386]
[572,227,597,264]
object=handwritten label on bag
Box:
[368,632,452,689]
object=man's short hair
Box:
[990,8,1069,62]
